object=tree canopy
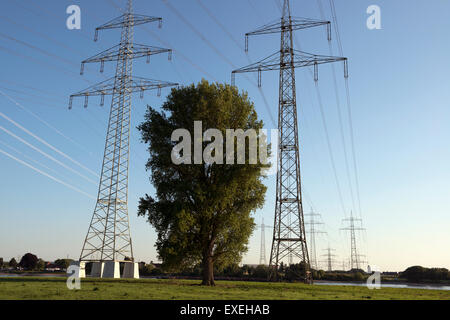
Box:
[138,80,269,285]
[19,253,38,270]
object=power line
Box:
[160,0,277,127]
[0,147,95,200]
[0,110,99,178]
[0,140,72,180]
[327,0,363,218]
[0,89,93,156]
[0,125,97,185]
[314,81,347,215]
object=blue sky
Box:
[0,0,449,272]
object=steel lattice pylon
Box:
[232,0,347,282]
[69,0,177,264]
[340,211,366,270]
[305,210,326,270]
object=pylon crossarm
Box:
[81,44,172,69]
[245,18,330,51]
[95,13,161,31]
[247,17,329,35]
[69,77,178,108]
[233,50,346,73]
[232,50,347,86]
[94,14,162,41]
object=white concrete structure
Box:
[123,262,140,279]
[68,261,86,278]
[102,261,120,278]
[90,262,104,277]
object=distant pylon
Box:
[260,218,266,265]
[256,218,273,265]
[320,247,337,272]
[304,210,327,270]
[232,0,347,284]
[69,0,177,275]
[340,211,366,270]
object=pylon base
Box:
[90,262,104,277]
[123,262,140,279]
[102,261,120,278]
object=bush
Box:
[221,264,244,277]
[353,272,364,281]
[284,263,308,282]
[139,263,156,276]
[251,265,270,279]
[401,266,449,282]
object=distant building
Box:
[44,262,61,272]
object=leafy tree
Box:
[36,259,46,271]
[401,266,449,282]
[252,265,270,279]
[19,253,38,270]
[139,263,155,276]
[353,271,365,281]
[221,263,244,277]
[0,258,3,268]
[284,262,308,282]
[137,81,269,285]
[8,258,18,269]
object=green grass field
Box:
[0,277,448,300]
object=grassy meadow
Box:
[0,277,449,300]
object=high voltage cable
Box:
[0,147,95,200]
[160,0,277,127]
[0,45,88,83]
[0,125,97,185]
[0,139,73,181]
[0,89,92,155]
[195,0,245,51]
[0,86,63,104]
[0,111,99,178]
[0,85,147,164]
[314,81,347,215]
[327,0,363,218]
[316,0,357,215]
[194,0,277,128]
[0,14,88,56]
[0,32,79,68]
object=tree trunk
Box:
[201,250,215,286]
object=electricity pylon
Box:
[232,0,347,283]
[321,247,337,272]
[340,211,366,270]
[69,0,177,277]
[304,210,327,270]
[256,218,273,265]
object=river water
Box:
[315,281,450,291]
